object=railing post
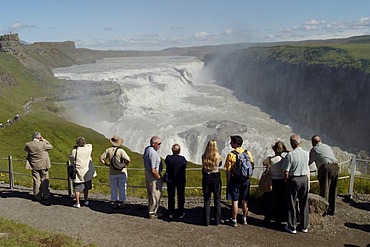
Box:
[349,155,356,198]
[66,161,74,197]
[8,155,14,189]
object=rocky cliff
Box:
[204,45,370,153]
[0,34,22,54]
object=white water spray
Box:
[53,56,307,175]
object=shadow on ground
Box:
[342,195,370,212]
[0,188,280,230]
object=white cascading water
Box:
[53,56,312,175]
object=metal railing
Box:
[0,155,369,198]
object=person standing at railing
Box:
[143,136,163,219]
[261,141,289,225]
[201,140,222,226]
[99,135,131,209]
[68,137,97,208]
[164,143,187,219]
[309,135,339,216]
[224,135,254,227]
[282,134,309,234]
[25,131,53,201]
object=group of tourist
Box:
[24,131,339,234]
[0,113,20,128]
[260,134,339,234]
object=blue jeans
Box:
[109,173,127,202]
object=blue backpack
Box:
[231,150,253,180]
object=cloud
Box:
[224,29,233,35]
[103,27,113,31]
[359,17,370,24]
[272,17,370,41]
[304,19,326,26]
[194,31,210,39]
[8,21,37,33]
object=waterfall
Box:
[53,56,310,177]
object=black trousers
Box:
[264,179,287,222]
[318,163,340,213]
[202,172,221,226]
[167,181,185,215]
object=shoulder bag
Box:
[258,157,272,192]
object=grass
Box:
[0,217,95,247]
[244,42,370,73]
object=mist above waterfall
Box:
[53,56,312,174]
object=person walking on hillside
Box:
[164,143,187,219]
[25,131,53,201]
[262,141,289,225]
[225,135,254,227]
[68,137,96,208]
[201,140,223,226]
[143,136,163,219]
[282,134,310,234]
[309,135,339,216]
[100,135,131,209]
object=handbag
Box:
[67,148,77,179]
[111,147,126,170]
[258,157,272,192]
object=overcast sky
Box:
[1,0,370,50]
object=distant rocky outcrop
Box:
[0,33,22,54]
[0,73,16,88]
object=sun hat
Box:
[110,135,123,147]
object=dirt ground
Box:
[0,184,369,247]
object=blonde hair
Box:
[202,140,221,170]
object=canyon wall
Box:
[204,46,370,153]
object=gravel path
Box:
[0,184,369,247]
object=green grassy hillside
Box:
[0,48,205,196]
[244,42,370,72]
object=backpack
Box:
[231,150,253,180]
[111,147,126,170]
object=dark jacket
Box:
[165,154,187,184]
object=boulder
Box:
[308,193,328,225]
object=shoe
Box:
[112,201,119,209]
[149,213,163,219]
[285,224,296,234]
[73,203,81,208]
[118,202,125,209]
[84,200,89,206]
[179,212,185,219]
[169,214,173,219]
[227,218,237,227]
[327,210,335,216]
[302,228,308,233]
[242,217,248,225]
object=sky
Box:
[1,0,370,51]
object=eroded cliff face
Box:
[204,49,370,153]
[54,80,124,123]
